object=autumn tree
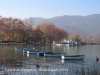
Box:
[23,18,34,44]
[32,29,43,43]
[12,18,25,43]
[34,22,68,44]
[0,17,68,45]
[54,28,68,41]
[34,22,49,44]
[0,17,25,43]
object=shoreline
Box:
[0,43,47,45]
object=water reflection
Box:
[44,56,61,61]
[27,53,29,57]
[62,45,69,55]
[0,44,100,74]
[61,59,84,64]
[0,45,100,75]
[53,45,80,58]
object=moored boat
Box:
[15,47,28,51]
[23,49,41,53]
[26,50,43,54]
[44,52,65,57]
[37,52,53,56]
[61,55,85,60]
[15,47,42,53]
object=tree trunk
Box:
[50,37,52,45]
[43,37,45,45]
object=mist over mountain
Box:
[33,14,100,34]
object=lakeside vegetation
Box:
[0,17,68,44]
[0,16,100,45]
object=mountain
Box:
[33,14,100,34]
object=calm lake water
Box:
[0,44,100,75]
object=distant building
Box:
[61,40,78,46]
[53,40,78,46]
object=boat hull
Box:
[27,51,43,54]
[62,55,85,60]
[15,47,28,51]
[23,50,42,53]
[37,52,53,56]
[44,53,64,57]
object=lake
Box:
[0,44,100,75]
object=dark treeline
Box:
[0,17,68,44]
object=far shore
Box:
[0,42,100,45]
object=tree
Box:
[23,18,34,44]
[0,16,68,45]
[32,29,43,44]
[0,17,25,43]
[34,22,68,44]
[70,33,81,42]
[54,28,68,41]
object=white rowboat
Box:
[61,55,85,60]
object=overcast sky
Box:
[0,0,100,19]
